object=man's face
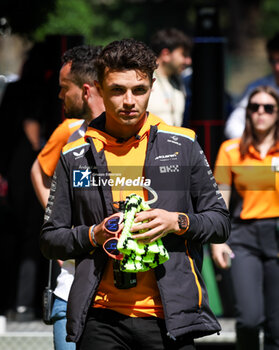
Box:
[167,47,191,75]
[95,69,153,136]
[58,62,85,118]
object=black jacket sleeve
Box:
[185,139,231,244]
[40,154,95,260]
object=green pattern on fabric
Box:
[117,194,169,272]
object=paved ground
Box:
[0,317,237,350]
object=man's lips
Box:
[119,110,138,116]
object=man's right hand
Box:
[93,212,124,246]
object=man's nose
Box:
[123,91,134,105]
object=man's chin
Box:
[118,116,139,124]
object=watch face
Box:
[178,214,188,229]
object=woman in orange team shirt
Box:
[212,86,279,350]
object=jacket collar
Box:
[85,112,164,148]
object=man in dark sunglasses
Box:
[40,38,230,350]
[225,32,279,139]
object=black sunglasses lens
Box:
[264,104,274,114]
[105,217,120,232]
[249,103,259,112]
[103,238,120,256]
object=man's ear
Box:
[151,77,156,88]
[161,48,171,62]
[82,84,91,101]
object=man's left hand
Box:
[130,209,179,243]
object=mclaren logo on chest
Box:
[155,152,179,162]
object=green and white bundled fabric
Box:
[117,194,169,272]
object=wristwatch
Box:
[177,213,189,234]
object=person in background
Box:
[40,38,230,350]
[148,28,192,126]
[0,42,50,321]
[181,60,193,128]
[225,32,279,139]
[31,45,104,350]
[212,86,279,350]
[31,118,84,207]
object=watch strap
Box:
[176,213,190,235]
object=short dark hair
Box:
[149,28,192,56]
[240,85,279,158]
[266,32,279,53]
[62,45,102,87]
[94,38,158,85]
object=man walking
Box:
[40,38,230,350]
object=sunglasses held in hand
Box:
[103,212,124,260]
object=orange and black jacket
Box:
[40,113,230,342]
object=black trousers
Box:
[77,308,196,350]
[229,219,279,350]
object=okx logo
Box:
[159,165,179,173]
[73,169,91,187]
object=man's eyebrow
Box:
[135,84,149,88]
[109,83,123,88]
[108,83,149,88]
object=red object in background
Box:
[0,175,8,198]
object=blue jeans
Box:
[51,296,75,350]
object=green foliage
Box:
[260,0,279,38]
[89,0,147,46]
[33,0,95,42]
[33,0,193,46]
[33,0,148,45]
